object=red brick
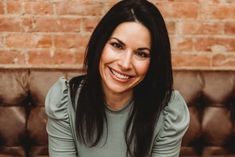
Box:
[54,50,76,64]
[24,1,53,15]
[156,2,199,19]
[195,37,235,52]
[212,54,235,67]
[74,51,85,65]
[54,34,89,49]
[22,18,34,32]
[0,0,234,69]
[82,17,101,33]
[201,5,235,20]
[0,17,22,32]
[0,51,25,64]
[155,0,199,2]
[6,34,52,48]
[226,0,235,3]
[225,22,235,35]
[172,37,193,52]
[28,50,75,64]
[7,0,22,14]
[166,21,175,34]
[34,18,81,32]
[0,2,4,14]
[198,0,235,4]
[181,22,223,35]
[172,53,211,68]
[55,1,104,16]
[28,50,54,64]
[0,35,4,48]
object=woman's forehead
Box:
[110,22,151,48]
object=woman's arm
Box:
[151,91,190,157]
[45,78,78,157]
[47,114,77,157]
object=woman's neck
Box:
[104,91,133,111]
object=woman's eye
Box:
[110,42,123,49]
[135,51,150,58]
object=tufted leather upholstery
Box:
[0,68,235,157]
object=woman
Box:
[45,0,190,157]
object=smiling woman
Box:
[99,22,151,110]
[45,0,190,157]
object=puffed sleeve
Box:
[45,77,77,157]
[151,91,190,157]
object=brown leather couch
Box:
[0,68,235,157]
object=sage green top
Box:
[45,77,190,157]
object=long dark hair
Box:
[69,0,173,156]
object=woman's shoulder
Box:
[44,75,85,120]
[155,90,190,141]
[165,90,189,116]
[44,77,71,120]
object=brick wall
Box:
[0,0,234,70]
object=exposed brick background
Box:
[0,0,235,70]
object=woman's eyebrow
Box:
[110,37,150,51]
[110,37,125,46]
[137,47,150,51]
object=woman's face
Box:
[99,22,151,96]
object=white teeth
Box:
[111,69,130,80]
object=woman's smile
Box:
[109,67,133,82]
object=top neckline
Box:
[105,100,134,114]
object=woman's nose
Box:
[118,50,132,70]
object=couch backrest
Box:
[0,69,234,157]
[174,70,235,156]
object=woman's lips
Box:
[108,67,133,81]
